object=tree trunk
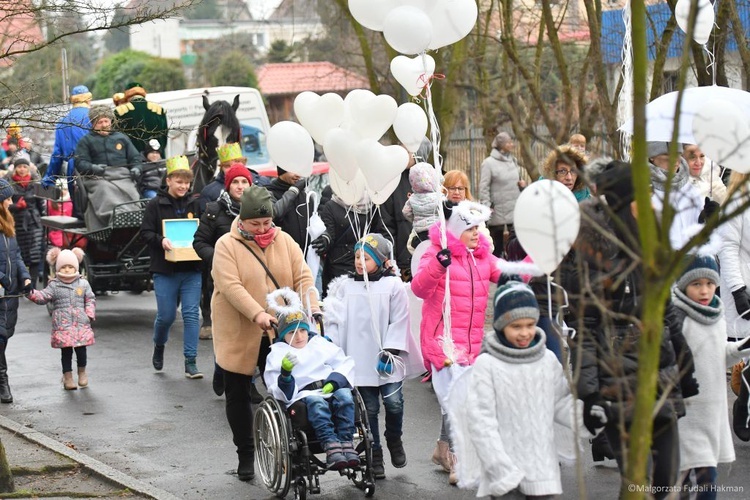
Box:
[0,438,14,493]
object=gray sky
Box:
[247,0,283,20]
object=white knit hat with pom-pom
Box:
[47,247,84,278]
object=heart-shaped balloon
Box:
[357,140,409,193]
[323,128,361,182]
[348,0,433,31]
[293,92,345,145]
[346,92,398,141]
[267,121,314,177]
[390,55,435,97]
[383,5,433,55]
[675,0,715,45]
[367,172,403,206]
[329,168,367,206]
[426,0,478,50]
[393,103,428,153]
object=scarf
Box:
[673,287,723,324]
[218,191,240,218]
[331,193,371,215]
[649,160,688,192]
[481,326,547,364]
[12,173,31,189]
[237,222,277,249]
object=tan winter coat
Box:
[211,218,318,376]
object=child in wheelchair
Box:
[264,288,358,471]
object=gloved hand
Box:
[281,352,298,377]
[680,371,700,399]
[14,198,27,210]
[294,179,306,191]
[130,168,142,182]
[312,311,323,323]
[377,353,394,377]
[698,197,721,223]
[436,248,452,268]
[91,164,106,176]
[733,287,750,319]
[583,395,608,435]
[22,280,34,295]
[322,382,334,394]
[311,234,331,256]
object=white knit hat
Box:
[445,200,491,238]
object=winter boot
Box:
[77,367,88,388]
[341,441,360,468]
[431,440,451,472]
[237,454,255,481]
[448,452,458,485]
[184,358,203,379]
[152,344,165,371]
[591,432,615,462]
[386,439,407,468]
[733,364,750,442]
[371,447,386,479]
[199,325,212,340]
[212,363,225,396]
[324,441,347,470]
[0,342,12,404]
[62,372,77,390]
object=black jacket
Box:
[140,189,201,275]
[74,131,142,176]
[379,170,412,277]
[193,198,237,266]
[267,178,311,251]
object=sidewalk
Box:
[0,415,178,500]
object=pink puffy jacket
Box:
[411,224,501,371]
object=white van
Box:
[92,86,271,167]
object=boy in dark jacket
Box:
[140,155,203,379]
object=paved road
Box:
[1,292,749,499]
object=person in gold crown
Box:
[113,82,168,156]
[140,155,203,380]
[198,142,269,212]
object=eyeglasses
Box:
[446,186,466,192]
[555,169,576,178]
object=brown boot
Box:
[199,325,213,340]
[431,440,451,472]
[62,372,77,390]
[448,452,458,485]
[77,367,88,388]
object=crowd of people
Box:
[1,82,750,498]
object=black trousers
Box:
[488,224,515,258]
[605,415,680,499]
[200,267,213,327]
[61,346,87,372]
[224,370,255,459]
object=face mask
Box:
[252,226,277,248]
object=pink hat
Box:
[47,247,84,278]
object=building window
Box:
[662,70,679,93]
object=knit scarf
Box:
[649,160,688,192]
[12,173,31,189]
[481,326,547,364]
[673,286,723,324]
[237,222,277,249]
[218,191,240,218]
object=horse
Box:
[192,94,242,193]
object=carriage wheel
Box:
[254,397,292,498]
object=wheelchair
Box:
[253,388,376,499]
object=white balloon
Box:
[693,99,750,173]
[293,92,345,145]
[390,54,435,97]
[357,140,409,192]
[393,103,428,153]
[513,180,580,275]
[348,0,431,31]
[368,172,403,205]
[383,6,433,55]
[346,91,398,141]
[329,168,366,206]
[675,0,715,45]
[411,239,432,278]
[267,121,314,177]
[426,0,478,50]
[323,128,361,182]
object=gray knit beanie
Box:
[354,233,392,268]
[493,281,540,333]
[677,255,720,292]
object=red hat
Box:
[224,163,253,190]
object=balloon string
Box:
[417,73,446,99]
[704,44,716,86]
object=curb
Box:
[0,414,181,500]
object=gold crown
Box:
[217,143,243,164]
[284,311,305,323]
[166,155,190,175]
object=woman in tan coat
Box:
[211,184,319,482]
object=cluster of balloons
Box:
[694,98,750,174]
[267,89,430,205]
[675,0,714,45]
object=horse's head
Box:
[197,95,242,163]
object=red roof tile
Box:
[257,62,370,96]
[0,2,44,67]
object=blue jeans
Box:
[358,383,404,449]
[153,272,201,358]
[305,388,355,445]
[681,467,717,500]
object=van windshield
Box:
[241,122,270,167]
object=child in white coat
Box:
[672,255,750,496]
[450,282,604,498]
[324,233,421,479]
[263,288,358,471]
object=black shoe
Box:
[212,364,225,397]
[591,433,615,462]
[386,439,407,468]
[152,345,165,371]
[250,382,263,404]
[371,447,385,479]
[733,399,750,442]
[237,456,255,481]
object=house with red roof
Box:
[257,61,370,124]
[0,1,44,67]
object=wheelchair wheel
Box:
[293,477,307,500]
[351,389,376,493]
[254,397,293,498]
